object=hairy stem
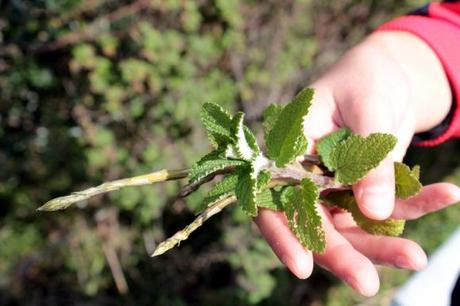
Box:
[269,163,344,190]
[178,167,237,198]
[151,195,237,257]
[299,154,321,165]
[38,169,189,211]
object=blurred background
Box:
[1,0,459,305]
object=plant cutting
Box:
[39,88,422,257]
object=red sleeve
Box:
[376,2,460,147]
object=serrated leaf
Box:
[200,103,234,148]
[411,165,421,180]
[316,128,352,170]
[323,191,405,236]
[256,170,271,190]
[256,187,285,211]
[188,158,246,185]
[394,162,422,199]
[235,165,258,217]
[232,112,261,161]
[281,178,325,253]
[265,88,314,167]
[244,126,261,155]
[197,150,225,163]
[197,172,239,213]
[263,104,284,141]
[329,133,397,184]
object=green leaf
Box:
[323,191,405,236]
[411,165,421,180]
[281,178,325,253]
[256,170,272,190]
[256,187,285,211]
[265,88,314,167]
[197,172,239,213]
[188,158,245,185]
[394,162,422,199]
[235,165,258,217]
[200,103,234,148]
[329,133,397,184]
[316,128,352,170]
[232,112,261,160]
[263,104,284,142]
[244,126,261,156]
[253,170,283,211]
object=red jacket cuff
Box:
[377,15,460,146]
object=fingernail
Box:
[452,187,460,201]
[395,254,427,270]
[346,276,378,297]
[294,259,312,279]
[411,254,428,271]
[281,255,310,279]
[345,277,366,296]
[360,189,393,219]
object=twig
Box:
[269,164,344,190]
[299,154,321,165]
[178,168,237,198]
[38,169,189,211]
[151,179,296,257]
[151,195,237,257]
[101,242,129,295]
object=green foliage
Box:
[40,98,418,266]
[316,128,352,170]
[328,133,397,184]
[263,104,285,141]
[235,164,259,217]
[200,102,235,148]
[256,170,272,190]
[255,187,285,211]
[394,162,422,199]
[199,172,239,213]
[323,191,405,236]
[188,158,245,185]
[281,178,325,253]
[265,88,314,167]
[232,112,261,160]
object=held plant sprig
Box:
[39,88,422,257]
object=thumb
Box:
[347,103,397,220]
[353,157,395,220]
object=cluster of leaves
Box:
[178,87,422,254]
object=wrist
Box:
[365,31,452,133]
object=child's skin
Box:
[256,31,460,296]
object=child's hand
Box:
[257,183,460,296]
[256,31,459,296]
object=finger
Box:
[339,98,397,220]
[333,213,427,270]
[255,209,314,279]
[353,157,396,220]
[392,183,460,220]
[314,207,380,296]
[303,85,340,142]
